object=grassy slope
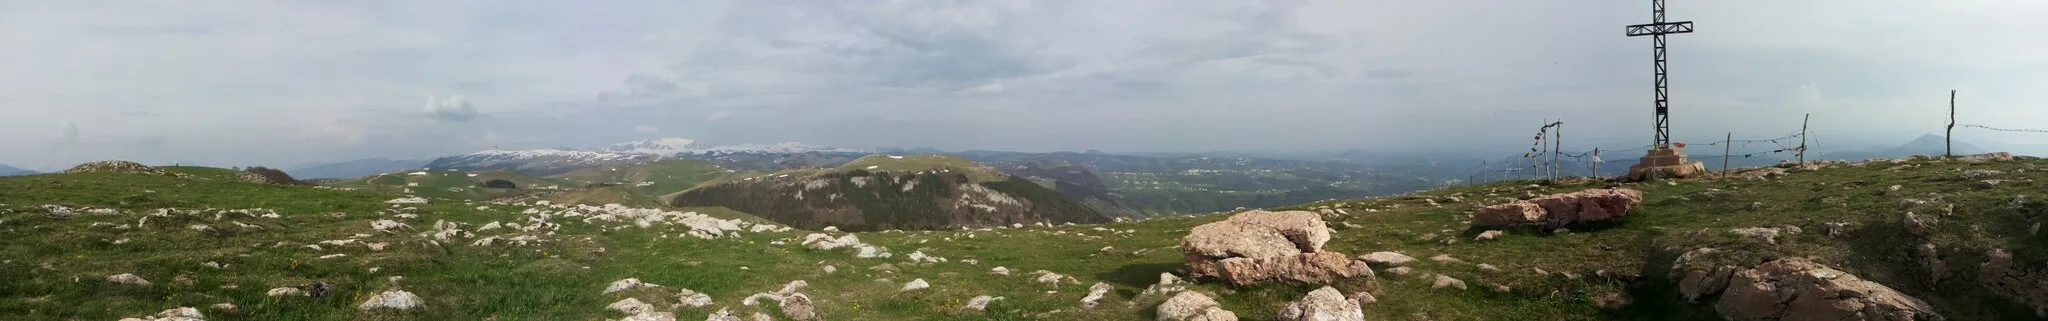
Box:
[4,157,2046,320]
[549,159,764,198]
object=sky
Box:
[3,0,2048,171]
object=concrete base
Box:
[1622,147,1707,182]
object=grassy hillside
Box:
[5,155,2047,320]
[838,154,1006,183]
[548,159,765,197]
[671,168,1111,232]
[324,169,568,201]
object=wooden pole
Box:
[1947,90,1956,157]
[1799,113,1810,164]
[1554,120,1563,180]
[1722,132,1732,178]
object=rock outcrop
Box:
[1715,258,1940,321]
[1668,248,1737,303]
[1469,188,1643,229]
[1182,210,1374,286]
[1277,286,1364,321]
[65,160,168,175]
[1980,249,2048,317]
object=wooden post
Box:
[1947,90,1956,157]
[1554,120,1562,180]
[1799,113,1810,164]
[1722,132,1732,178]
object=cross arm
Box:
[1626,21,1694,36]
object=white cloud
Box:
[423,95,480,122]
[59,120,78,144]
[633,125,659,134]
[705,110,732,122]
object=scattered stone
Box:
[1916,243,1946,283]
[964,295,1003,311]
[209,303,236,313]
[1715,258,1938,320]
[822,265,837,274]
[107,273,151,286]
[605,278,655,294]
[1961,169,2004,180]
[607,298,655,315]
[991,266,1011,276]
[1081,282,1113,309]
[267,287,308,297]
[1429,254,1464,265]
[780,293,816,320]
[1980,180,2004,189]
[1277,286,1364,321]
[1358,252,1416,267]
[1670,248,1737,303]
[1033,270,1077,286]
[1904,212,1932,237]
[1729,227,1792,245]
[357,290,424,310]
[1477,264,1501,273]
[1157,291,1239,321]
[1385,267,1413,276]
[902,278,929,291]
[1474,230,1503,241]
[1979,249,2048,315]
[1469,188,1643,229]
[1432,274,1467,290]
[677,289,713,308]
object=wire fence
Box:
[1455,91,2048,185]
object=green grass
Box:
[5,157,2046,320]
[548,159,766,198]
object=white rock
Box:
[604,278,649,294]
[1278,286,1364,321]
[608,298,655,315]
[677,289,714,308]
[107,273,151,286]
[1358,252,1416,267]
[991,266,1012,276]
[357,290,424,310]
[267,287,309,297]
[902,278,930,291]
[964,295,1004,311]
[1081,282,1113,309]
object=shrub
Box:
[482,179,518,189]
[241,166,300,185]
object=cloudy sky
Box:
[3,0,2047,171]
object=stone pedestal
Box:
[1622,147,1706,181]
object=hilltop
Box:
[12,153,2048,320]
[670,154,1110,231]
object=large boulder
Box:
[1182,210,1371,286]
[1213,252,1374,287]
[1715,258,1941,321]
[1470,188,1642,229]
[1668,248,1737,303]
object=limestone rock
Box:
[1183,210,1331,278]
[608,298,655,315]
[1980,249,2048,317]
[1082,282,1113,309]
[107,273,151,286]
[1157,291,1239,321]
[964,295,1003,311]
[357,290,424,310]
[267,287,309,297]
[1469,188,1643,229]
[780,293,816,320]
[1431,274,1467,290]
[1474,230,1503,241]
[677,289,713,308]
[902,278,929,291]
[1277,286,1364,321]
[1715,258,1939,321]
[1669,248,1737,303]
[1212,252,1374,287]
[1358,252,1415,267]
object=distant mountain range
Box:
[285,157,431,179]
[0,164,35,176]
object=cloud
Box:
[422,95,480,122]
[633,125,659,134]
[59,120,78,143]
[705,111,732,122]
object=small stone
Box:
[1474,230,1503,241]
[1432,274,1467,290]
[902,278,930,291]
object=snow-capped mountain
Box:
[424,149,657,176]
[420,138,865,176]
[599,138,863,156]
